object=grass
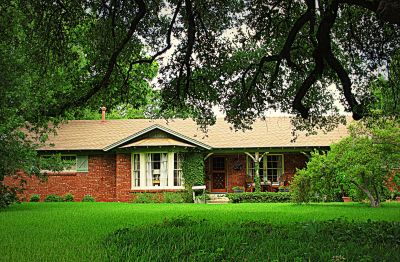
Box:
[1,202,400,261]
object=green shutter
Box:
[76,155,88,172]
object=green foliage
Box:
[44,194,64,202]
[132,193,161,204]
[291,171,313,203]
[181,152,205,196]
[0,184,18,208]
[292,121,400,207]
[162,192,185,203]
[103,217,400,262]
[132,192,190,204]
[63,193,74,202]
[81,195,95,202]
[226,192,292,203]
[30,194,40,202]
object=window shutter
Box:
[76,155,88,172]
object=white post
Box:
[139,153,146,188]
[167,152,174,187]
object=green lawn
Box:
[1,202,400,261]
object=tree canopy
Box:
[2,0,399,128]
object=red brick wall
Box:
[115,153,132,202]
[4,152,308,202]
[283,153,308,183]
[226,155,247,192]
[4,154,117,202]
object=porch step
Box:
[207,194,230,204]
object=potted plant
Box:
[232,186,244,193]
[279,186,290,192]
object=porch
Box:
[204,152,307,193]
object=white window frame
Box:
[246,154,284,185]
[131,152,185,190]
[265,154,284,185]
[174,153,183,186]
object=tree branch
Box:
[47,0,147,117]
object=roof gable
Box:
[102,124,212,151]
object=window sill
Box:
[131,186,185,191]
[40,171,79,176]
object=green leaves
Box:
[292,120,400,207]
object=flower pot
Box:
[342,196,351,202]
[396,196,400,202]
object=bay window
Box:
[131,152,184,189]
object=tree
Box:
[0,1,158,206]
[5,1,399,128]
[292,121,400,207]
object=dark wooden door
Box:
[211,157,226,192]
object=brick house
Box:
[5,115,349,202]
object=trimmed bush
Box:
[45,194,64,202]
[64,193,74,202]
[81,194,95,202]
[132,192,192,203]
[163,192,185,203]
[30,194,40,202]
[132,193,160,203]
[226,192,292,203]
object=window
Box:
[266,155,283,183]
[132,154,140,187]
[41,154,88,173]
[246,154,283,183]
[246,156,264,181]
[174,154,183,186]
[146,153,168,187]
[131,152,184,189]
[212,157,225,170]
[61,155,77,171]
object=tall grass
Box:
[1,202,399,261]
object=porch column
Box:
[139,153,146,188]
[167,152,174,187]
[245,152,268,193]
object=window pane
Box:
[133,154,140,187]
[174,153,182,186]
[212,157,225,170]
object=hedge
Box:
[226,192,292,203]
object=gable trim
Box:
[102,124,212,151]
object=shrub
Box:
[63,193,74,202]
[163,192,185,203]
[45,194,64,202]
[132,193,159,203]
[30,194,40,202]
[81,194,95,202]
[0,184,18,208]
[132,192,191,203]
[226,192,292,203]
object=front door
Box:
[211,157,226,192]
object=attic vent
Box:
[146,130,169,138]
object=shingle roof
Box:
[39,117,351,151]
